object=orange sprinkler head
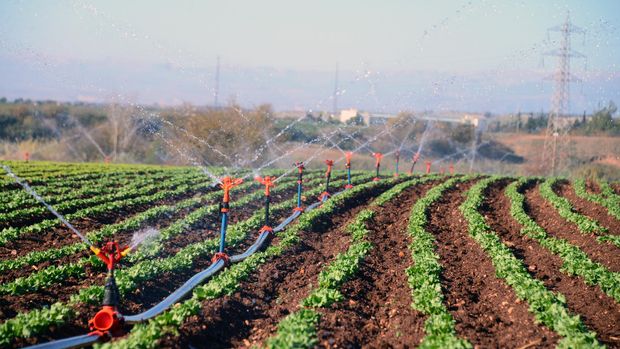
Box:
[345,152,353,167]
[324,159,334,176]
[373,152,383,166]
[294,161,305,172]
[220,176,243,203]
[91,241,127,271]
[255,176,276,196]
[449,162,454,175]
[24,152,30,162]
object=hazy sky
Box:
[1,0,619,113]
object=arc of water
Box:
[0,163,94,247]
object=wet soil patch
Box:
[482,180,620,348]
[523,183,620,273]
[154,182,392,348]
[430,180,558,348]
[314,182,440,348]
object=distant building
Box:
[338,108,397,126]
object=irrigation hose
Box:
[22,188,348,349]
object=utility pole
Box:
[540,12,585,175]
[214,56,220,108]
[332,62,339,117]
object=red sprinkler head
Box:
[449,162,454,175]
[294,161,305,173]
[219,176,243,205]
[373,152,383,167]
[90,241,130,271]
[425,161,432,174]
[345,152,353,168]
[24,152,30,162]
[255,175,276,196]
[324,159,334,177]
[413,152,420,163]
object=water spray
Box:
[255,175,276,234]
[319,160,334,202]
[425,160,432,174]
[293,162,305,212]
[409,152,420,175]
[345,152,353,189]
[214,176,243,264]
[373,152,383,181]
[394,151,400,177]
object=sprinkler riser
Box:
[102,273,120,307]
[219,209,228,253]
[264,195,270,227]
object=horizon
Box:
[1,1,619,114]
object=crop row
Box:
[539,178,620,248]
[0,170,319,295]
[102,174,396,349]
[461,177,601,348]
[506,178,620,302]
[263,175,445,347]
[573,179,620,221]
[0,173,369,346]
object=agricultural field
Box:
[0,161,619,348]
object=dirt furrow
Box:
[430,180,558,348]
[523,183,620,273]
[154,184,389,349]
[555,181,619,236]
[314,182,438,348]
[482,180,620,348]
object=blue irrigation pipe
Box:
[218,211,228,253]
[23,181,352,349]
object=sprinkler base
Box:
[259,225,273,234]
[88,306,123,337]
[319,192,331,202]
[211,252,230,266]
[394,173,399,178]
[344,184,354,189]
[373,177,380,182]
[293,206,304,213]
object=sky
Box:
[0,0,619,114]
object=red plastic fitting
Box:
[345,152,353,168]
[89,306,122,337]
[324,159,334,177]
[255,176,276,196]
[425,161,432,174]
[373,152,383,167]
[211,252,230,265]
[220,176,243,204]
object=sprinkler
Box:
[394,151,400,177]
[345,152,353,189]
[440,167,445,174]
[255,175,276,234]
[425,160,432,174]
[319,159,334,202]
[449,162,455,175]
[373,152,383,181]
[104,156,111,165]
[24,152,30,162]
[88,241,131,339]
[214,176,243,264]
[409,152,420,175]
[293,162,305,212]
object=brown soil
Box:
[555,181,619,236]
[523,183,620,273]
[7,176,363,347]
[152,181,394,349]
[314,182,439,348]
[430,180,559,348]
[481,180,620,348]
[0,181,215,260]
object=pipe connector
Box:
[211,252,231,266]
